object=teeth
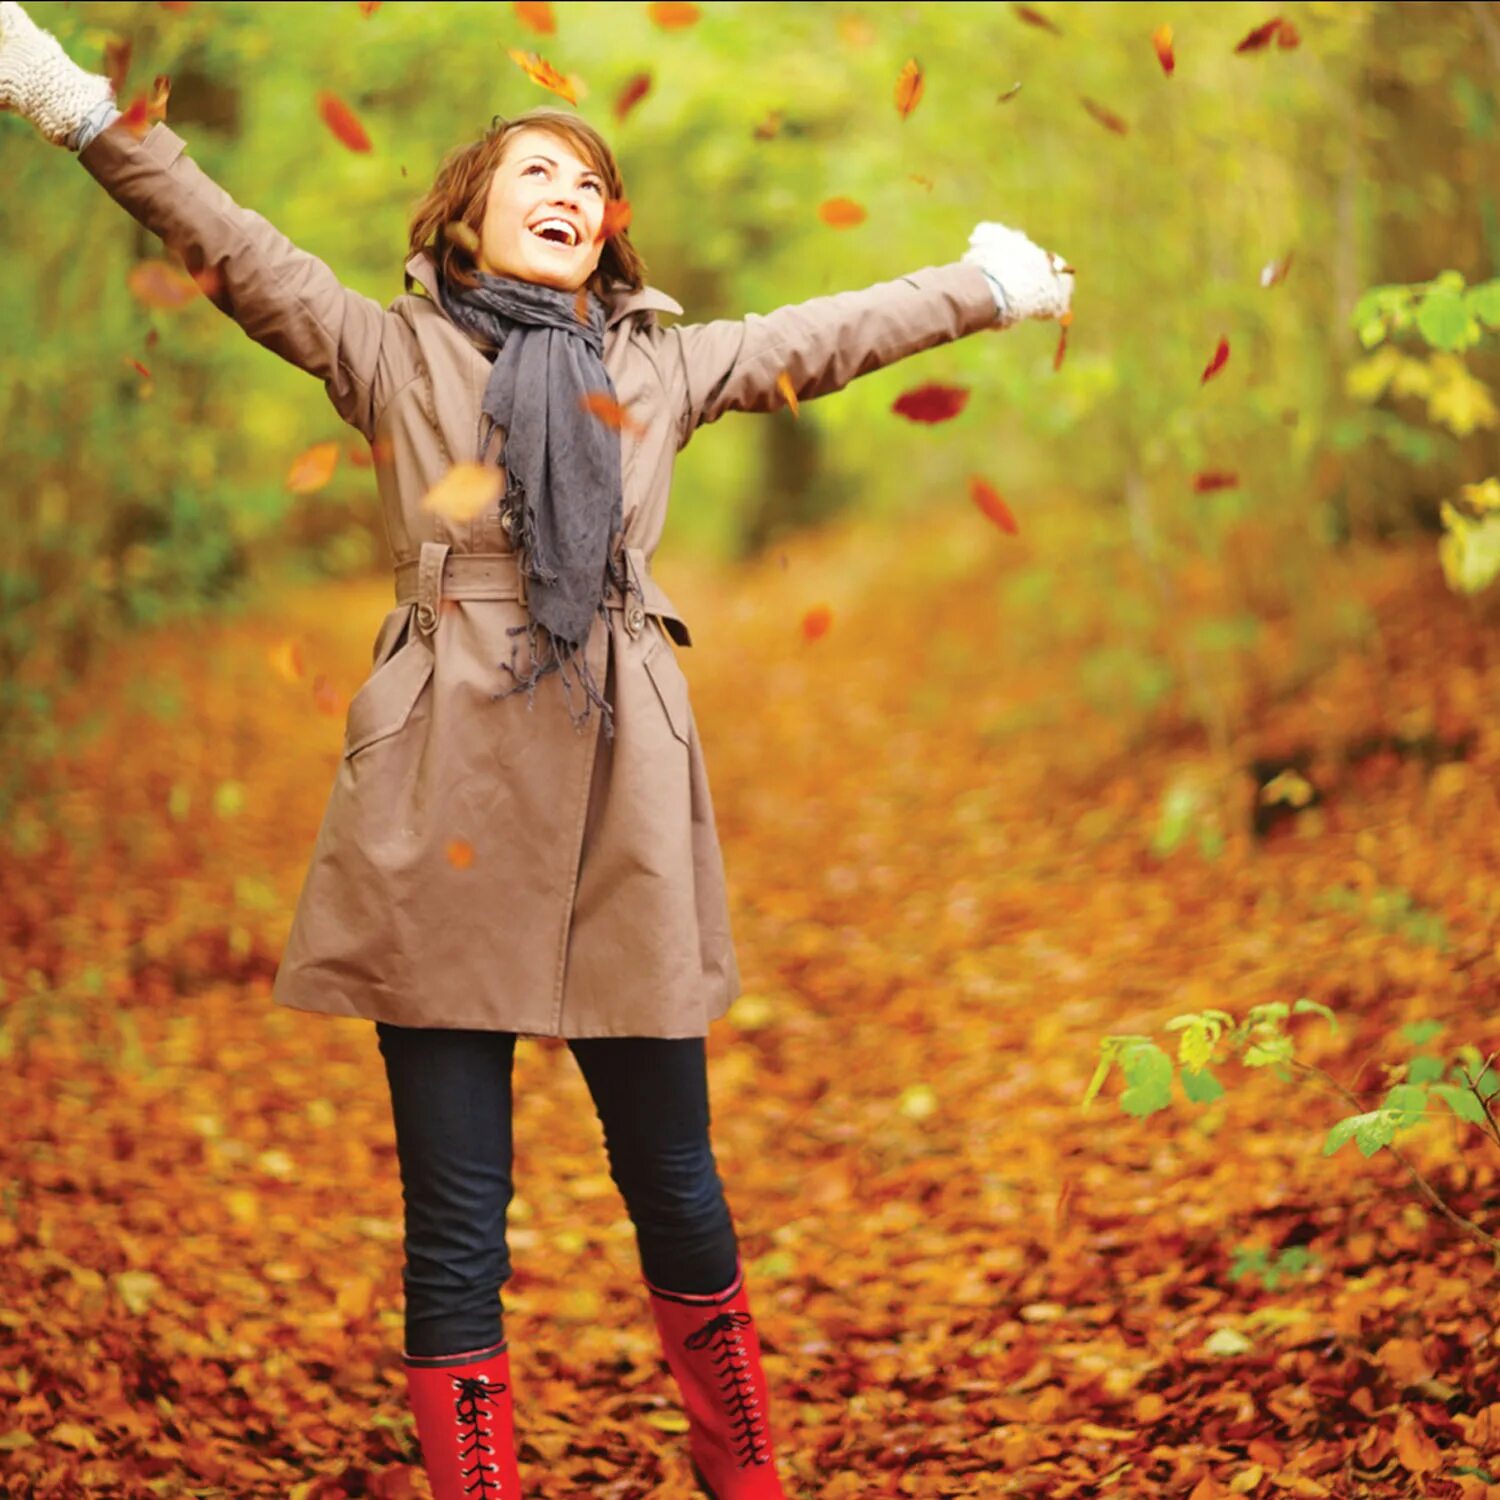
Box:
[531,218,578,246]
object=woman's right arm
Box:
[1,1,400,440]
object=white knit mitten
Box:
[963,220,1074,328]
[0,0,114,148]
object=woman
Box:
[0,4,1072,1496]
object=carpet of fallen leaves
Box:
[2,502,1499,1499]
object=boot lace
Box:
[684,1310,772,1468]
[452,1372,507,1496]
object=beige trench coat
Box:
[79,120,1003,1038]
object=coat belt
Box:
[392,541,692,647]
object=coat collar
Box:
[402,250,683,331]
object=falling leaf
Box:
[317,91,371,152]
[595,198,633,244]
[818,196,867,228]
[644,1410,691,1433]
[752,110,784,140]
[801,605,833,641]
[1201,335,1230,384]
[997,81,1023,103]
[892,382,970,424]
[1276,19,1300,48]
[285,442,342,495]
[648,1,701,28]
[104,37,133,96]
[312,673,343,716]
[1080,95,1129,134]
[443,220,481,255]
[158,1,193,10]
[125,356,152,381]
[513,0,555,33]
[446,839,476,870]
[1260,251,1294,287]
[420,463,505,522]
[1054,319,1069,370]
[909,174,935,191]
[1235,18,1287,53]
[507,49,579,103]
[1193,470,1238,492]
[1013,4,1062,33]
[838,14,876,46]
[357,0,382,14]
[268,639,306,683]
[126,259,201,310]
[970,477,1019,534]
[1153,23,1175,75]
[614,70,652,121]
[775,371,799,416]
[894,58,924,121]
[580,391,646,437]
[144,328,159,349]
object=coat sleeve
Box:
[661,261,1002,448]
[77,120,402,442]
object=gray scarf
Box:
[432,265,642,741]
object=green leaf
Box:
[1179,1065,1224,1104]
[1407,1055,1445,1086]
[1417,288,1477,352]
[1401,1018,1445,1046]
[1432,1084,1489,1125]
[1292,997,1339,1032]
[1119,1043,1174,1117]
[1467,279,1500,329]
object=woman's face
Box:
[477,127,608,292]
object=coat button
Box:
[500,510,513,536]
[416,602,437,633]
[625,602,645,635]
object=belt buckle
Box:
[620,548,646,637]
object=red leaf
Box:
[1200,335,1230,384]
[894,58,924,121]
[801,605,833,642]
[1235,18,1286,53]
[1053,319,1068,371]
[1193,470,1239,493]
[1012,4,1062,33]
[970,477,1019,535]
[595,198,633,244]
[317,91,371,152]
[614,70,652,121]
[1080,95,1129,134]
[1276,20,1301,49]
[892,383,970,424]
[1153,24,1175,76]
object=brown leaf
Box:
[317,91,372,152]
[818,196,867,229]
[997,81,1024,103]
[1013,4,1062,33]
[892,382,970,424]
[1080,95,1129,134]
[513,0,555,34]
[1193,469,1238,492]
[970,477,1019,534]
[506,50,579,104]
[285,442,342,496]
[752,109,785,140]
[1235,18,1287,53]
[614,70,652,121]
[894,58,924,121]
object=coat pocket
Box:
[343,636,435,759]
[642,634,691,747]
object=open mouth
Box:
[529,218,581,248]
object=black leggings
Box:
[375,1023,741,1358]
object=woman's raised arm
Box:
[0,1,401,442]
[663,227,1072,449]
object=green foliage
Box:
[1227,1243,1320,1293]
[1318,882,1452,952]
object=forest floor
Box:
[2,503,1498,1498]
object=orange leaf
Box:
[1153,23,1175,75]
[285,441,342,495]
[838,15,876,47]
[1200,335,1230,384]
[614,70,652,121]
[125,259,201,310]
[801,605,833,642]
[648,1,701,29]
[891,382,970,424]
[114,97,153,140]
[579,391,645,437]
[445,839,476,871]
[506,49,579,103]
[317,91,372,152]
[1234,18,1286,53]
[1012,4,1062,34]
[752,110,784,141]
[894,58,924,121]
[358,0,383,14]
[420,463,505,522]
[595,198,633,244]
[818,196,867,229]
[513,0,555,33]
[775,371,799,417]
[1193,470,1238,493]
[268,639,306,684]
[1259,250,1294,288]
[970,477,1018,534]
[1080,95,1128,134]
[126,356,152,380]
[1276,19,1301,48]
[312,674,343,716]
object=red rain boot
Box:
[402,1338,521,1498]
[643,1257,788,1499]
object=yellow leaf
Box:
[285,441,341,495]
[644,1410,691,1433]
[420,462,505,523]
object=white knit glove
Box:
[0,0,115,148]
[963,220,1074,328]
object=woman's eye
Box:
[524,163,602,193]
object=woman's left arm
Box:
[663,223,1071,448]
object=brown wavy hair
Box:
[405,108,646,300]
